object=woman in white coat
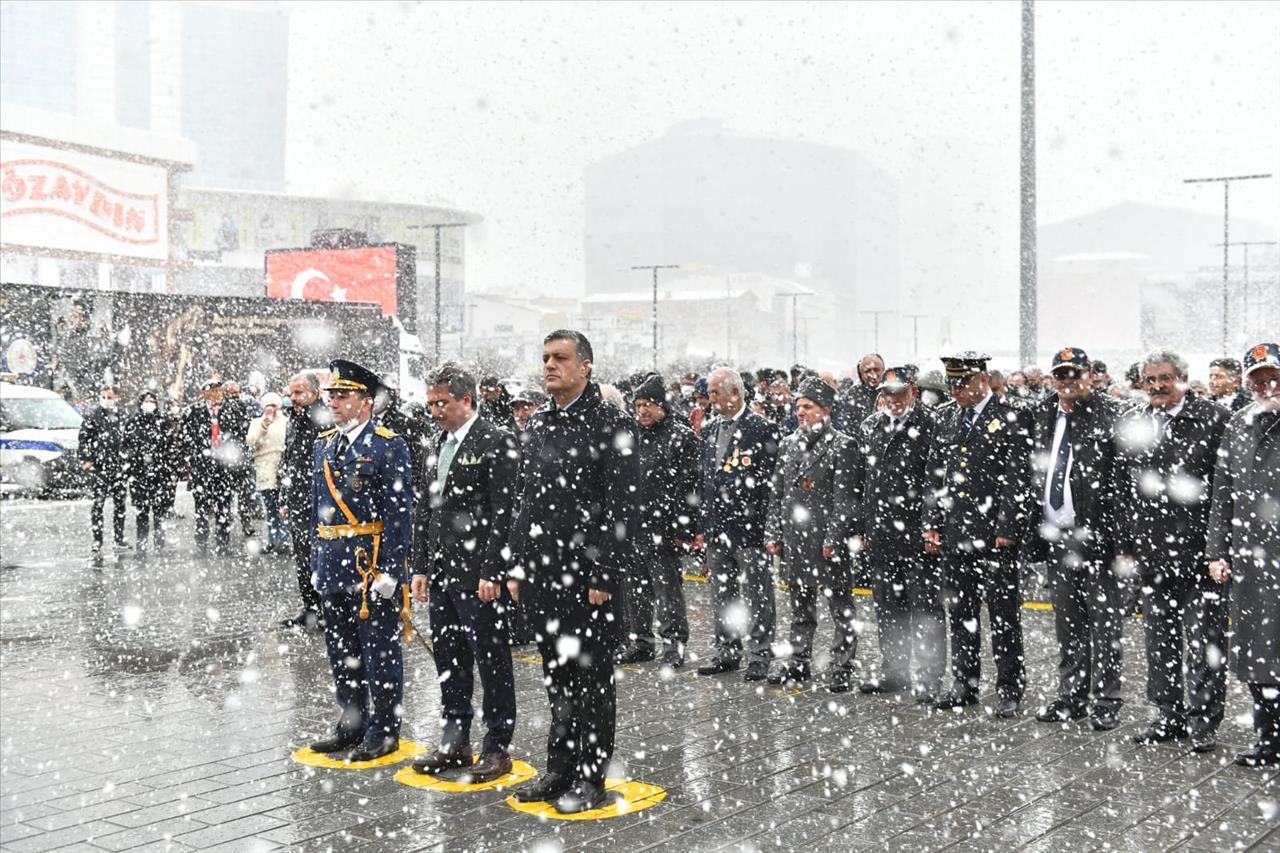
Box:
[247,392,290,552]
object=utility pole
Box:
[902,312,930,359]
[859,309,895,354]
[632,264,679,370]
[1215,240,1278,344]
[724,275,732,361]
[1019,0,1037,368]
[408,223,468,364]
[787,292,813,363]
[1183,173,1272,354]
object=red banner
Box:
[265,247,398,316]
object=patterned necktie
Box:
[334,433,349,460]
[436,434,459,492]
[715,419,733,465]
[1049,412,1072,510]
[210,407,221,448]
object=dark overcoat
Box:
[77,405,126,485]
[123,410,180,505]
[636,415,701,552]
[1207,404,1280,683]
[764,423,862,587]
[858,404,937,563]
[508,382,640,651]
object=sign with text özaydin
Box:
[0,138,169,262]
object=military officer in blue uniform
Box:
[308,359,415,762]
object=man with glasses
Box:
[1019,348,1126,731]
[1207,342,1280,767]
[1115,349,1229,754]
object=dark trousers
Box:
[706,540,776,664]
[535,630,616,786]
[1247,683,1280,755]
[320,589,403,742]
[233,465,258,534]
[192,474,232,550]
[943,549,1026,701]
[1140,565,1228,735]
[429,585,517,755]
[1047,535,1124,711]
[872,554,946,691]
[90,478,127,547]
[787,580,858,671]
[135,502,165,549]
[624,542,689,653]
[260,489,288,549]
[288,516,322,615]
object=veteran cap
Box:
[324,359,381,395]
[1244,342,1280,377]
[880,365,918,393]
[941,351,990,386]
[796,377,836,409]
[1050,346,1091,374]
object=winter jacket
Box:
[246,412,288,491]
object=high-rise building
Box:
[1,0,287,191]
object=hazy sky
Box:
[284,0,1280,351]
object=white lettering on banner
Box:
[0,138,169,261]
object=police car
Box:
[0,381,86,496]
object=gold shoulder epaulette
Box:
[319,428,337,438]
[375,425,396,439]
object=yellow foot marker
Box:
[506,778,666,820]
[290,740,425,769]
[395,758,537,792]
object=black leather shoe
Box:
[934,691,978,711]
[660,648,685,668]
[411,748,472,774]
[696,658,740,676]
[1036,699,1087,723]
[347,737,399,762]
[996,697,1020,719]
[1189,732,1218,754]
[859,679,907,695]
[743,661,770,682]
[554,782,613,814]
[617,646,656,664]
[1091,707,1120,731]
[828,669,853,694]
[513,773,574,803]
[462,751,512,784]
[767,663,809,686]
[310,731,363,754]
[1132,720,1187,744]
[1234,747,1280,768]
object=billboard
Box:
[0,138,169,262]
[265,244,416,334]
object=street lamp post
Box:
[1182,173,1272,354]
[859,309,896,354]
[408,222,468,365]
[632,264,679,370]
[903,312,930,358]
[786,291,813,363]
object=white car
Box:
[0,382,86,496]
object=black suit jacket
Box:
[859,404,937,562]
[1114,392,1228,568]
[1017,392,1123,561]
[412,416,519,589]
[923,395,1034,551]
[697,410,780,548]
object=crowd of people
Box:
[71,331,1280,814]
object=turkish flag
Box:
[265,247,398,317]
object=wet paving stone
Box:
[2,493,1278,851]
